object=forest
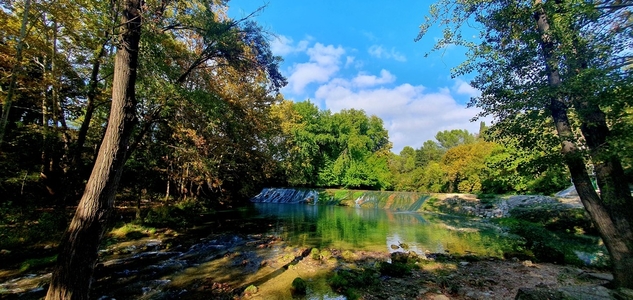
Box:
[1,0,633,298]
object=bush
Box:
[496,217,607,267]
[291,277,307,295]
[143,201,203,228]
[328,268,378,300]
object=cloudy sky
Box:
[228,1,486,153]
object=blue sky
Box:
[228,1,487,153]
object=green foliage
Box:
[291,277,307,295]
[0,205,66,250]
[19,255,57,273]
[142,201,203,228]
[435,129,475,149]
[388,125,571,195]
[496,218,608,267]
[272,101,392,190]
[509,206,594,235]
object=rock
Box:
[514,287,573,300]
[243,284,258,295]
[522,260,535,267]
[459,261,470,266]
[559,286,614,300]
[516,286,616,300]
[583,272,614,282]
[391,252,411,264]
[390,244,400,250]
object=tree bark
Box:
[571,82,633,289]
[534,4,633,289]
[45,0,142,299]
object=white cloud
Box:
[286,43,345,94]
[368,45,407,62]
[281,39,485,152]
[315,72,485,152]
[270,35,310,56]
[352,69,396,87]
[345,56,355,68]
[453,78,481,98]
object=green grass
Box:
[108,223,156,239]
[19,255,57,272]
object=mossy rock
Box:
[328,268,379,300]
[243,285,258,295]
[291,277,307,295]
[378,261,411,277]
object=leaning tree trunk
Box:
[45,1,142,299]
[534,3,633,289]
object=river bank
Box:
[0,192,626,299]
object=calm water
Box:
[252,203,512,257]
[0,203,525,299]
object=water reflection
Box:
[253,203,509,258]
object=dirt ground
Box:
[239,243,614,300]
[362,257,611,300]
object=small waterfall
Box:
[251,188,319,204]
[355,191,430,212]
[251,188,430,212]
[555,185,578,198]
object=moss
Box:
[243,285,258,295]
[109,223,156,240]
[421,197,440,212]
[341,250,356,261]
[378,261,411,277]
[19,255,57,272]
[291,277,307,295]
[328,268,379,300]
[319,249,332,260]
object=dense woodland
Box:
[1,0,633,297]
[0,0,630,208]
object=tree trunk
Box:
[73,42,107,167]
[0,0,32,148]
[45,0,142,299]
[534,4,633,289]
[572,91,633,289]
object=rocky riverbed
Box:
[427,193,584,219]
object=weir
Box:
[250,188,319,204]
[251,188,430,212]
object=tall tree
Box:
[0,0,31,147]
[435,129,475,149]
[45,0,142,298]
[418,0,633,288]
